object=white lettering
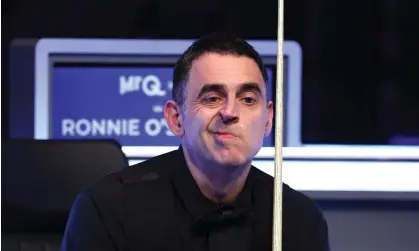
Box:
[128,119,140,135]
[119,76,142,95]
[75,119,91,136]
[167,81,173,90]
[61,119,141,137]
[62,119,76,136]
[121,120,127,135]
[142,75,166,97]
[91,120,106,135]
[107,120,121,136]
[144,118,161,136]
[152,105,163,113]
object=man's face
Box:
[180,53,273,167]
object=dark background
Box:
[3,0,419,145]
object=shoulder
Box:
[283,184,330,250]
[251,166,326,223]
[251,167,329,249]
[282,183,326,222]
[62,150,180,251]
[81,150,179,201]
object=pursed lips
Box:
[212,131,237,139]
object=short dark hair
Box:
[172,33,269,108]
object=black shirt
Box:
[61,147,330,251]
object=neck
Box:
[182,146,251,204]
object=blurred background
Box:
[2,0,419,250]
[3,0,419,144]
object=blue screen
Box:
[51,65,274,146]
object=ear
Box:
[264,101,274,136]
[164,100,185,137]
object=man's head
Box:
[164,33,273,169]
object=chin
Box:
[212,148,250,167]
[220,159,248,168]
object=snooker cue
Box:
[272,0,285,249]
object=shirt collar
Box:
[171,145,255,222]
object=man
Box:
[61,33,330,251]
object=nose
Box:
[219,99,239,124]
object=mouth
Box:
[213,131,237,140]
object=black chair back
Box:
[2,139,128,251]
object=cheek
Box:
[188,117,204,134]
[246,114,268,139]
[184,109,211,136]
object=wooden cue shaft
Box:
[272,0,285,249]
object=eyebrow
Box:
[197,83,227,98]
[197,82,263,98]
[237,82,263,97]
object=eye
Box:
[242,97,257,105]
[203,96,222,104]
